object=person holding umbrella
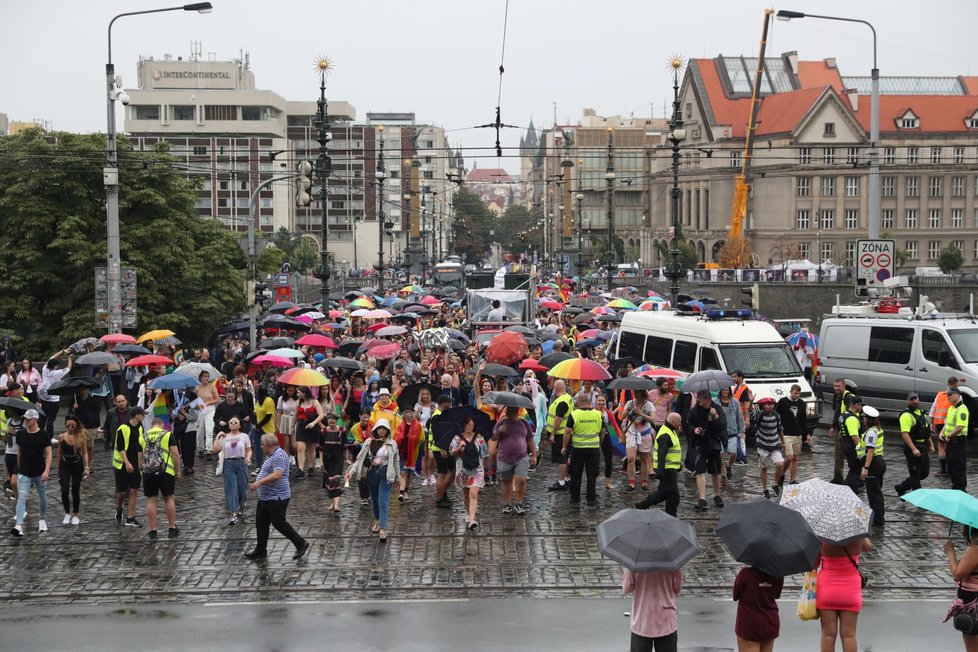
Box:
[429,394,456,509]
[943,526,978,647]
[687,389,727,510]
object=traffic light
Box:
[296,160,313,207]
[741,283,759,310]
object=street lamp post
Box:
[817,230,824,283]
[104,2,212,333]
[575,192,585,275]
[604,128,616,293]
[777,10,879,239]
[313,57,333,304]
[375,125,387,292]
[665,57,688,307]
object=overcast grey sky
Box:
[4,0,976,173]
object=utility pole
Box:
[375,125,387,292]
[314,56,333,303]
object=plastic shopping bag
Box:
[797,570,818,621]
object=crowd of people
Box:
[0,282,973,651]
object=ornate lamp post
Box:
[604,127,616,292]
[665,56,687,307]
[313,56,333,302]
[375,125,387,292]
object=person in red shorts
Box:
[816,538,873,652]
[733,565,784,651]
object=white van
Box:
[615,309,819,430]
[818,315,978,422]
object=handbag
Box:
[796,570,818,621]
[845,549,868,588]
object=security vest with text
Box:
[568,408,602,449]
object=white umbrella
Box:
[172,361,221,380]
[779,478,873,545]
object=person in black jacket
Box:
[685,389,727,511]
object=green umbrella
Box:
[902,488,978,538]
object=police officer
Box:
[840,395,864,493]
[829,379,855,484]
[858,405,886,527]
[894,392,933,497]
[634,412,683,517]
[561,393,605,505]
[546,380,573,492]
[941,388,970,491]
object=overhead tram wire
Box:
[473,0,518,159]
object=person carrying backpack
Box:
[138,417,181,540]
[449,416,488,530]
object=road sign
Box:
[275,273,290,287]
[855,239,895,296]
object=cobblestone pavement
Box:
[0,427,968,605]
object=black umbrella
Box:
[717,500,821,578]
[573,313,597,325]
[597,509,701,572]
[0,397,44,416]
[481,391,534,410]
[504,325,537,336]
[482,363,518,378]
[46,377,100,396]
[562,306,585,314]
[448,339,466,351]
[268,301,299,314]
[75,351,121,366]
[681,369,735,394]
[289,306,319,316]
[336,340,364,357]
[110,344,152,356]
[322,357,362,371]
[538,352,573,369]
[396,382,440,411]
[607,376,657,391]
[258,337,296,350]
[430,420,463,450]
[391,312,418,324]
[437,405,493,437]
[535,330,559,341]
[595,314,621,323]
[215,321,250,335]
[261,316,311,331]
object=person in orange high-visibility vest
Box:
[929,376,959,476]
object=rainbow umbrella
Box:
[606,299,638,311]
[592,306,617,316]
[400,284,424,295]
[547,358,613,381]
[349,297,375,309]
[278,367,330,387]
[639,298,666,311]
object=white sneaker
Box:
[38,519,48,532]
[70,516,80,526]
[10,524,23,537]
[63,514,72,525]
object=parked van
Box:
[615,309,819,430]
[818,315,978,428]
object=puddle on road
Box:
[110,608,179,619]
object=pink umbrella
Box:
[328,310,345,318]
[296,334,339,349]
[363,309,393,319]
[100,333,137,344]
[295,315,314,324]
[420,295,441,305]
[251,354,293,367]
[370,343,401,359]
[592,306,616,316]
[578,328,603,339]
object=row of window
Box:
[797,146,973,165]
[798,175,977,198]
[132,105,275,122]
[794,240,971,265]
[796,207,974,230]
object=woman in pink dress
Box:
[815,538,873,652]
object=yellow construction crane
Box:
[723,8,774,269]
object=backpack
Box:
[461,437,482,471]
[141,431,166,476]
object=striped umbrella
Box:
[592,306,617,316]
[547,357,613,381]
[605,299,638,311]
[278,367,330,387]
[349,297,375,309]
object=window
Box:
[260,198,273,209]
[869,326,914,365]
[799,243,811,259]
[822,148,836,164]
[700,348,721,371]
[953,147,966,164]
[241,106,266,121]
[883,147,896,164]
[929,176,943,197]
[820,177,835,197]
[799,147,812,164]
[331,200,345,209]
[929,209,942,229]
[882,176,895,197]
[672,340,697,373]
[845,209,859,229]
[845,176,860,196]
[239,180,247,191]
[423,140,434,149]
[172,105,195,120]
[928,240,942,260]
[423,170,435,179]
[905,176,919,197]
[953,240,965,253]
[219,180,228,190]
[975,240,978,260]
[132,105,160,120]
[730,151,743,168]
[204,105,236,121]
[193,197,210,210]
[796,209,811,229]
[617,332,645,360]
[819,209,835,229]
[423,156,433,164]
[952,176,965,197]
[906,241,918,260]
[824,122,836,136]
[389,170,399,179]
[236,198,249,209]
[922,329,954,365]
[845,242,856,267]
[905,209,918,228]
[881,209,894,229]
[846,147,859,164]
[192,145,207,156]
[930,147,943,164]
[797,177,812,197]
[968,113,978,129]
[952,209,964,228]
[218,198,228,208]
[900,114,920,129]
[821,242,834,263]
[907,146,919,164]
[643,335,672,367]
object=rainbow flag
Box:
[603,408,626,458]
[152,393,172,431]
[397,420,425,474]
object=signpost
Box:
[96,267,137,328]
[855,239,895,297]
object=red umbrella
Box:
[420,295,441,305]
[365,323,388,332]
[370,343,401,360]
[100,333,137,345]
[540,300,563,310]
[486,331,529,366]
[519,358,548,373]
[328,309,345,318]
[125,354,172,367]
[296,334,338,349]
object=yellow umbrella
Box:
[137,329,175,344]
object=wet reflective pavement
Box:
[0,427,967,605]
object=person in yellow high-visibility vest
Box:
[930,376,959,476]
[941,388,971,491]
[561,393,606,505]
[635,412,683,517]
[138,417,181,539]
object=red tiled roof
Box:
[850,96,978,133]
[960,77,978,95]
[466,168,513,182]
[693,58,751,138]
[796,61,844,93]
[755,86,828,136]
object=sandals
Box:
[378,530,388,542]
[370,523,380,533]
[467,521,479,530]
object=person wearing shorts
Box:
[754,398,785,499]
[113,407,145,527]
[620,390,656,493]
[490,405,537,515]
[139,418,181,539]
[776,385,806,485]
[429,395,457,509]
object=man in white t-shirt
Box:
[792,334,815,384]
[486,300,506,322]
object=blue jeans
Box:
[16,475,48,524]
[249,428,265,468]
[365,465,395,528]
[222,458,249,512]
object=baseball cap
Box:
[862,406,880,418]
[907,392,919,401]
[379,387,391,396]
[23,409,39,420]
[947,387,961,396]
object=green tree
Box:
[272,226,297,257]
[938,243,964,275]
[257,242,286,275]
[590,233,626,268]
[653,240,698,270]
[451,187,493,262]
[0,129,247,359]
[290,238,320,275]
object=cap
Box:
[372,418,391,433]
[907,392,919,401]
[436,394,452,404]
[23,409,39,420]
[314,353,326,362]
[862,405,880,418]
[849,395,864,405]
[379,387,391,396]
[130,406,146,416]
[947,387,961,396]
[756,397,776,405]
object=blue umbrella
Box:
[903,488,978,537]
[381,296,399,307]
[149,374,199,390]
[786,331,819,349]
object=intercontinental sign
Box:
[153,70,231,80]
